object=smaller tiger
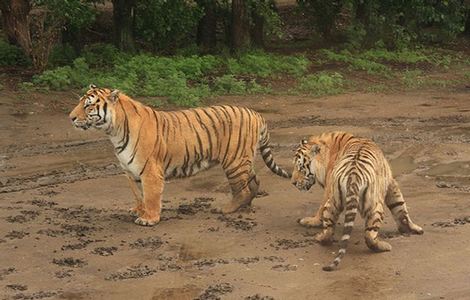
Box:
[291,132,423,271]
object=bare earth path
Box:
[1,89,470,300]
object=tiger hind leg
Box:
[364,209,392,252]
[222,161,259,214]
[386,179,423,235]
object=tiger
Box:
[291,131,423,271]
[69,85,291,226]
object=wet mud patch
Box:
[91,246,117,256]
[28,199,58,208]
[0,267,16,280]
[105,265,157,281]
[193,258,229,269]
[54,270,73,279]
[245,295,275,300]
[195,283,234,300]
[0,163,122,193]
[432,216,470,228]
[5,230,30,240]
[152,285,201,300]
[5,210,40,223]
[61,239,93,251]
[176,197,215,215]
[129,237,163,250]
[61,224,97,237]
[52,257,87,268]
[37,229,67,237]
[271,264,298,272]
[270,238,316,250]
[217,215,257,231]
[6,284,28,291]
[10,290,60,300]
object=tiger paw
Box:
[129,207,144,217]
[134,215,160,226]
[298,216,323,228]
[314,232,334,245]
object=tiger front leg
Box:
[134,162,164,226]
[299,195,330,228]
[126,175,144,217]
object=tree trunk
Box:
[112,0,136,53]
[231,0,250,51]
[197,0,217,53]
[0,0,32,54]
[251,9,264,48]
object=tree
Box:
[0,0,95,70]
[0,0,32,53]
[231,0,250,50]
[197,0,217,52]
[112,0,136,53]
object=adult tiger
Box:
[291,131,423,271]
[69,85,290,226]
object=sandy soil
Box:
[1,88,470,300]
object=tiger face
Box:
[291,139,320,191]
[69,84,118,130]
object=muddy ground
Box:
[1,88,470,300]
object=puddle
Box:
[425,161,470,177]
[390,155,418,176]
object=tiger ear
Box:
[89,84,97,90]
[108,89,120,103]
[301,139,308,145]
[310,144,320,155]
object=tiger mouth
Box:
[72,121,90,130]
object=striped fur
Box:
[291,132,423,271]
[69,85,290,226]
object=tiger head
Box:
[69,84,119,131]
[291,139,321,191]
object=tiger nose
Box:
[70,116,77,122]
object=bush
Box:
[227,51,309,78]
[48,44,77,67]
[81,43,130,68]
[0,40,29,66]
[296,72,344,96]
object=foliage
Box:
[28,49,305,105]
[212,75,270,95]
[80,43,131,68]
[319,48,457,75]
[0,40,30,66]
[296,72,344,96]
[401,69,425,88]
[135,0,203,52]
[297,0,344,38]
[319,49,390,75]
[48,44,77,67]
[227,51,309,78]
[249,0,284,38]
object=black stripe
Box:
[388,201,405,209]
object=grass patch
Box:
[295,72,344,96]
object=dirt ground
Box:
[1,87,470,300]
